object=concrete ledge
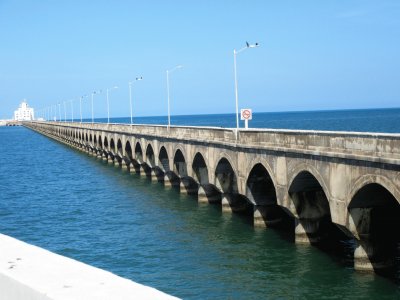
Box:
[0,234,178,300]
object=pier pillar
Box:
[253,205,283,228]
[198,185,221,204]
[221,194,250,213]
[179,178,199,195]
[349,208,394,272]
[164,173,180,188]
[295,218,321,244]
[107,156,114,164]
[102,155,108,161]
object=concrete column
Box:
[102,155,108,161]
[121,160,129,170]
[179,178,198,195]
[253,205,283,228]
[295,218,321,244]
[198,186,221,204]
[221,194,249,213]
[164,174,180,188]
[349,207,394,272]
[107,156,114,164]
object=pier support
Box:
[253,205,284,228]
[221,194,250,213]
[180,178,198,195]
[294,218,321,244]
[198,185,221,204]
[164,173,180,188]
[349,208,394,272]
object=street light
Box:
[63,101,67,122]
[69,99,74,122]
[166,65,182,129]
[233,41,259,137]
[106,86,118,124]
[79,95,88,123]
[91,90,102,124]
[58,103,61,122]
[128,77,143,125]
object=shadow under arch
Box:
[173,149,198,195]
[246,163,287,227]
[348,183,400,275]
[215,157,251,214]
[192,152,221,204]
[288,170,344,246]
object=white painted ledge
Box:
[0,234,179,300]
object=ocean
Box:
[1,108,399,299]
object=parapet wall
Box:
[0,234,178,300]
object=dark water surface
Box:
[1,109,400,299]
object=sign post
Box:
[240,108,252,129]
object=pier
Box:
[25,121,400,274]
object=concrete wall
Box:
[0,234,178,300]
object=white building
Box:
[14,100,34,121]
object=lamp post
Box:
[58,103,61,122]
[63,101,67,122]
[128,77,143,125]
[69,99,74,122]
[79,95,88,123]
[106,86,118,124]
[91,90,101,124]
[233,41,259,137]
[166,65,182,129]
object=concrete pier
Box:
[24,121,400,274]
[0,234,178,300]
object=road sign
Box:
[240,108,252,120]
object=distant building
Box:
[14,100,34,121]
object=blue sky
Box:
[0,0,399,119]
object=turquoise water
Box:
[1,109,400,299]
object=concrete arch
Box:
[109,138,116,154]
[117,139,123,156]
[214,151,238,178]
[246,163,277,206]
[287,163,330,201]
[146,143,156,168]
[135,141,143,163]
[349,174,400,206]
[125,141,133,160]
[192,152,209,185]
[158,146,170,172]
[214,157,238,194]
[173,148,187,178]
[245,157,277,191]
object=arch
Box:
[158,146,170,172]
[348,183,400,273]
[192,152,208,185]
[98,135,103,148]
[104,136,109,149]
[288,163,330,200]
[110,138,115,154]
[135,142,143,163]
[117,139,123,156]
[246,163,277,206]
[94,135,97,147]
[146,144,155,168]
[85,133,88,142]
[89,133,93,144]
[125,141,133,160]
[288,170,330,218]
[173,149,187,177]
[349,175,400,206]
[214,157,238,194]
